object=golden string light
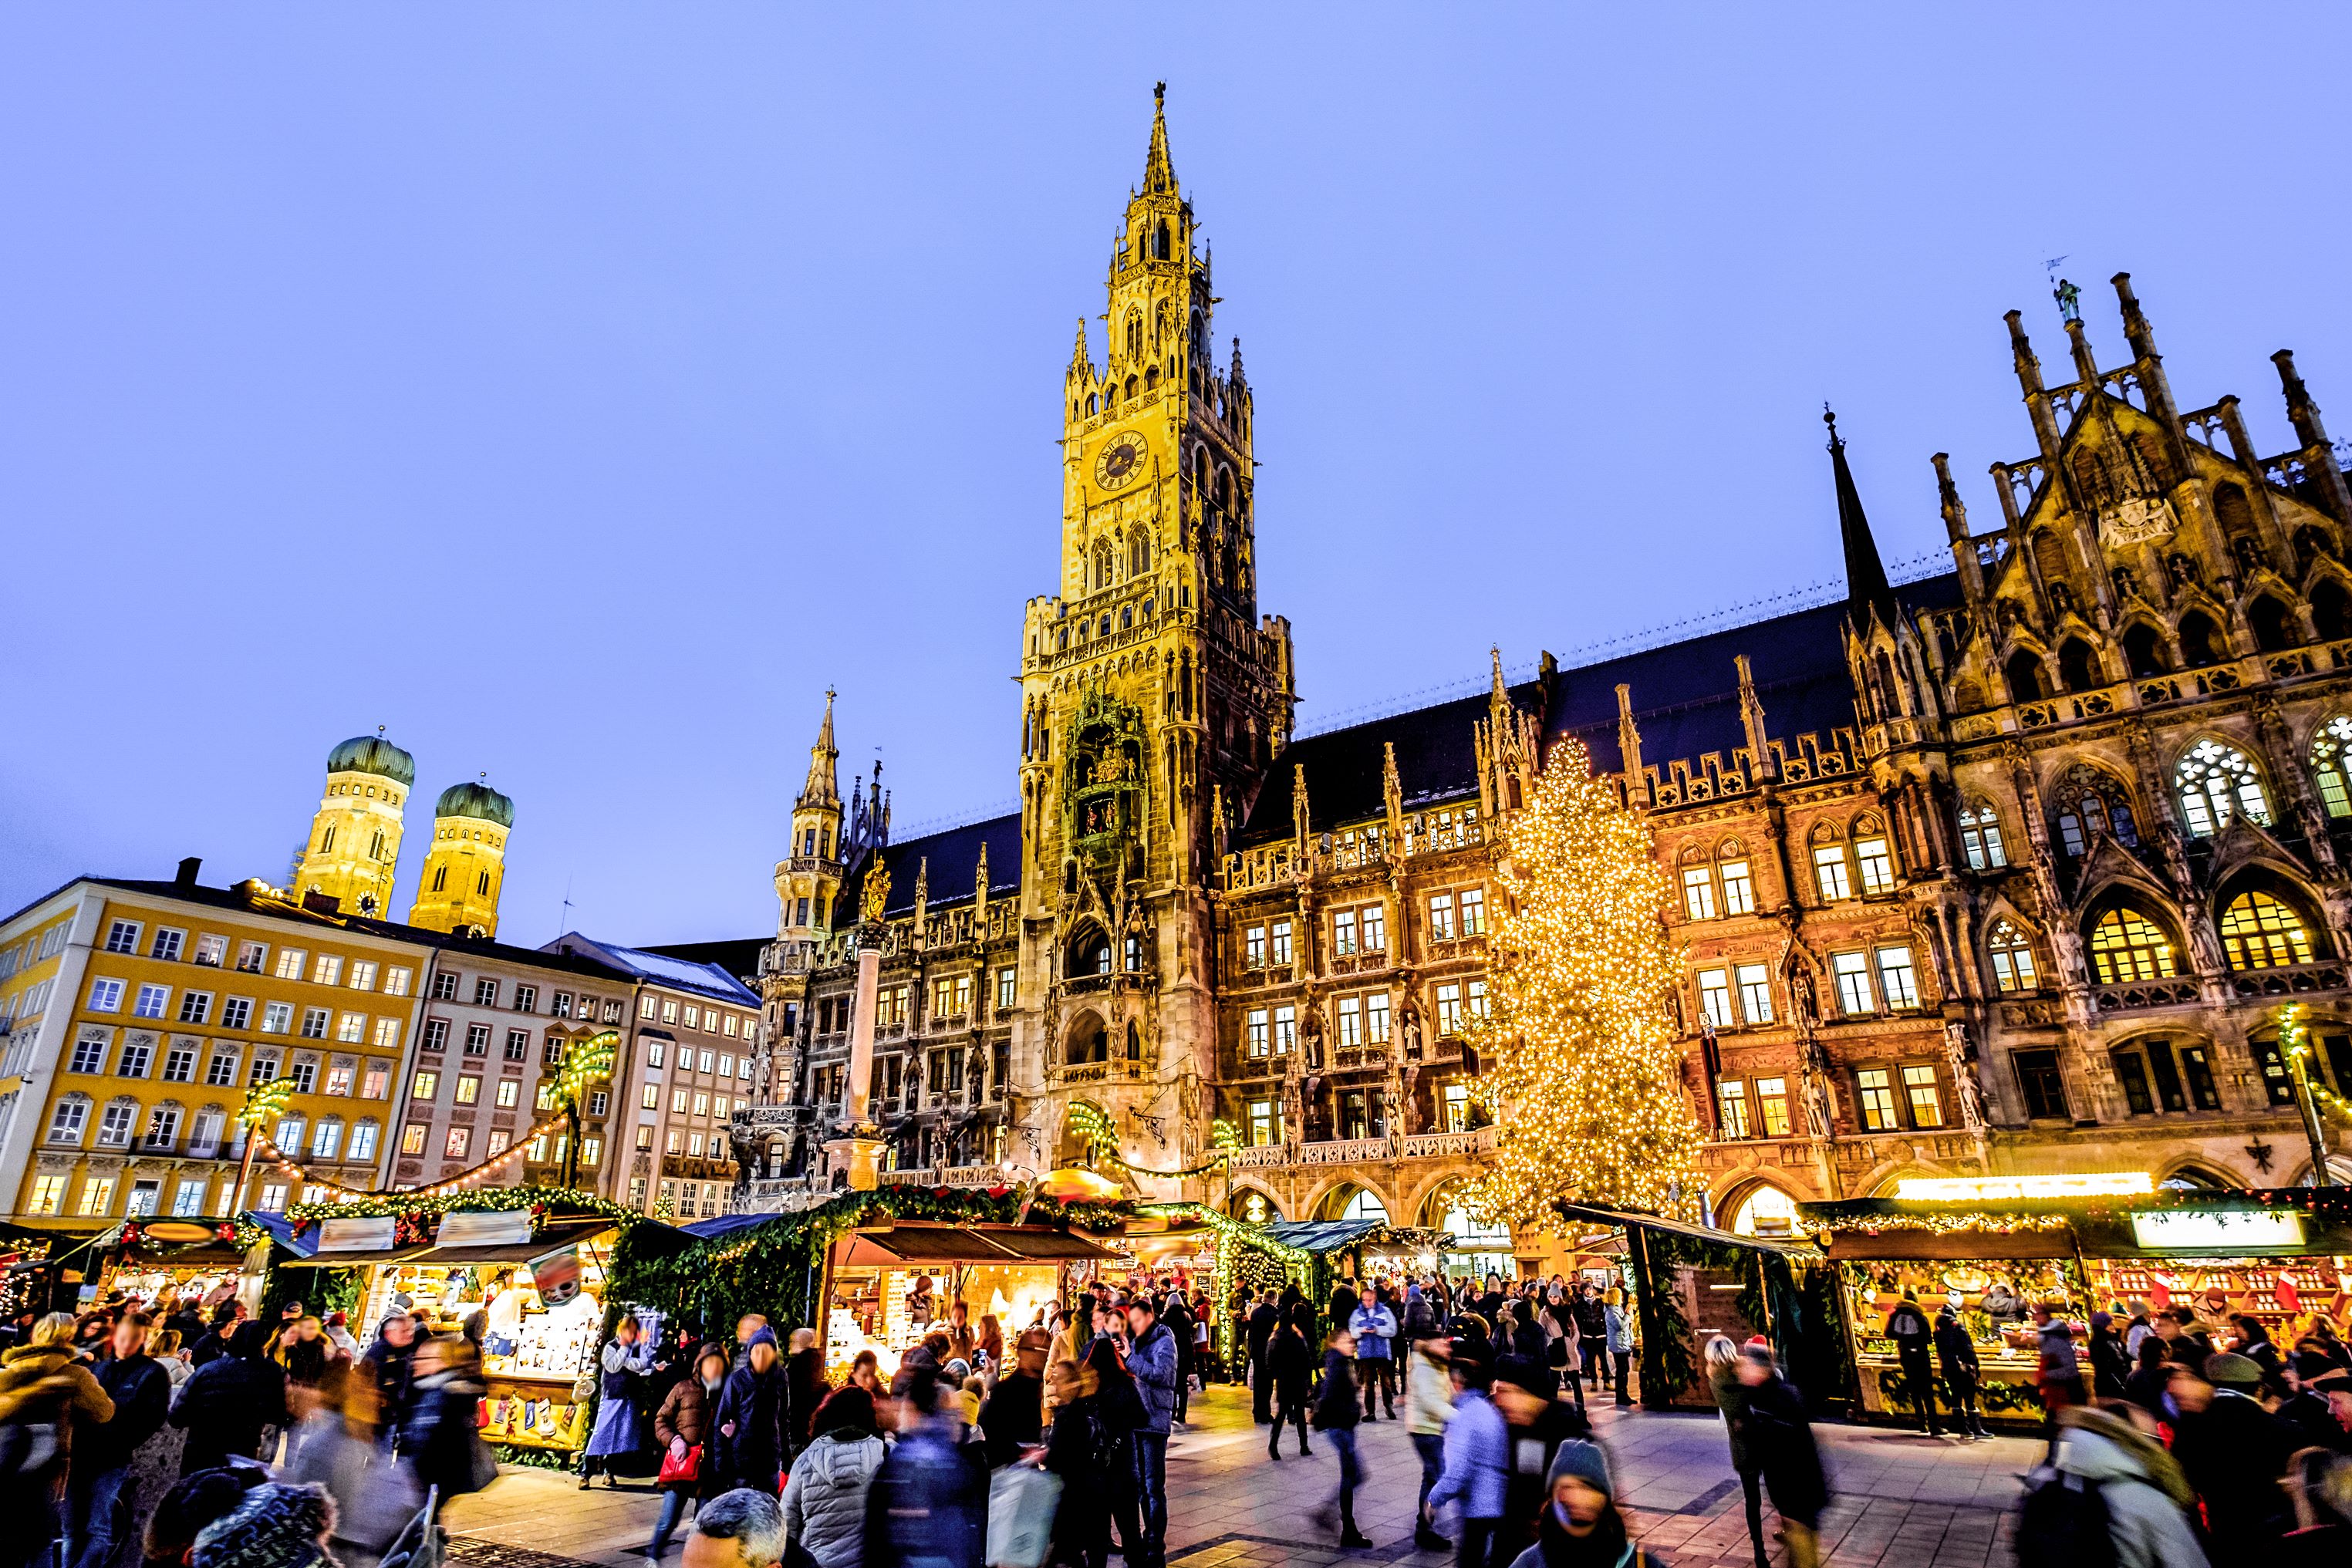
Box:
[1461,737,1704,1228]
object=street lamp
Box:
[230,1075,298,1212]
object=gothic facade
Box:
[729,97,2352,1254]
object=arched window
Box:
[1127,531,1150,577]
[2121,622,2170,677]
[1123,312,1142,361]
[2219,891,2313,970]
[2316,580,2352,642]
[1987,919,2040,993]
[2177,610,2225,666]
[2175,738,2272,835]
[2004,649,2047,703]
[2089,908,2178,984]
[2213,481,2256,539]
[2058,638,2101,692]
[2312,716,2352,818]
[1338,1188,1388,1223]
[1143,365,1160,391]
[1092,539,1114,591]
[2051,764,2140,854]
[1729,1185,1797,1238]
[1957,801,2007,869]
[2249,595,2296,653]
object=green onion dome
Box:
[326,733,416,787]
[435,781,515,828]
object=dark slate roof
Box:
[865,812,1024,919]
[1236,572,1966,848]
[643,938,768,988]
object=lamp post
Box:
[230,1076,297,1212]
[555,1032,618,1192]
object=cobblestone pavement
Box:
[440,1382,2039,1568]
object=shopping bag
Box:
[985,1464,1062,1568]
[656,1442,703,1485]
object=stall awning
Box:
[422,1220,613,1266]
[1554,1202,1817,1257]
[280,1246,435,1269]
[983,1229,1115,1261]
[835,1223,1115,1267]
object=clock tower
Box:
[1012,86,1295,1194]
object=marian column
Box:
[825,864,891,1189]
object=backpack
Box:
[2015,1465,2115,1568]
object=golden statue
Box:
[861,862,891,925]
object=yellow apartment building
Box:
[0,859,430,1232]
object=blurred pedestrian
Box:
[1736,1344,1825,1568]
[781,1388,884,1568]
[1406,1324,1455,1552]
[282,1362,413,1568]
[1428,1354,1507,1568]
[2172,1353,2299,1566]
[1123,1297,1178,1568]
[396,1334,492,1501]
[782,1327,828,1459]
[1503,1439,1665,1568]
[171,1320,285,1475]
[581,1314,654,1489]
[2036,1402,2206,1568]
[862,1366,986,1568]
[1264,1307,1313,1460]
[70,1310,170,1568]
[1704,1337,1767,1568]
[711,1327,785,1496]
[0,1312,116,1568]
[1935,1306,1989,1438]
[1311,1327,1371,1549]
[647,1344,729,1564]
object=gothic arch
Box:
[2155,1158,2242,1192]
[1226,1182,1282,1222]
[2168,731,2278,836]
[1716,1176,1807,1237]
[1304,1176,1392,1224]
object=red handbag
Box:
[656,1443,704,1485]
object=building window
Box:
[46,1101,87,1144]
[1854,1069,1898,1131]
[150,929,184,961]
[1875,946,1920,1009]
[2310,715,2352,818]
[235,941,267,973]
[1247,1098,1278,1146]
[1272,1004,1296,1054]
[1434,983,1462,1036]
[454,1075,481,1104]
[384,966,411,996]
[1335,996,1362,1048]
[1719,860,1754,916]
[103,921,140,955]
[172,1179,208,1216]
[1426,897,1454,942]
[1734,963,1774,1023]
[1682,866,1718,922]
[164,1044,196,1082]
[96,1101,137,1145]
[311,1118,343,1159]
[2249,1036,2302,1107]
[192,934,228,968]
[299,1008,329,1039]
[1831,953,1874,1016]
[1987,920,2040,993]
[647,1043,666,1068]
[474,979,498,1007]
[997,967,1017,1010]
[2175,738,2272,836]
[118,1040,152,1078]
[1245,1009,1268,1058]
[663,999,680,1024]
[177,992,211,1025]
[431,971,460,1001]
[1854,835,1895,895]
[400,1123,428,1155]
[78,1178,117,1216]
[69,1037,106,1074]
[260,1002,294,1034]
[1269,921,1294,966]
[2089,909,2178,984]
[361,1062,389,1098]
[219,997,251,1029]
[87,979,125,1013]
[2013,1049,2070,1120]
[27,1176,65,1216]
[312,955,342,986]
[336,1013,365,1043]
[274,949,306,981]
[133,984,170,1020]
[1716,1080,1751,1138]
[1811,845,1852,902]
[411,1071,438,1100]
[514,985,537,1013]
[444,1127,471,1160]
[348,960,376,992]
[205,1050,239,1087]
[2219,891,2313,970]
[1902,1064,1943,1126]
[1696,969,1733,1030]
[1754,1076,1790,1137]
[1331,909,1357,958]
[349,1121,380,1162]
[495,1078,519,1108]
[421,1020,450,1054]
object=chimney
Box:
[301,891,340,916]
[174,857,201,890]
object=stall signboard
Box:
[438,1209,535,1248]
[316,1217,396,1254]
[2128,1209,2305,1251]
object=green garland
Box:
[286,1187,643,1229]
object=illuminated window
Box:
[348,961,376,992]
[411,1071,439,1100]
[1272,1004,1296,1054]
[2089,909,2178,984]
[1855,1068,1898,1131]
[1854,836,1895,895]
[274,949,306,981]
[1247,1098,1278,1146]
[1735,964,1774,1023]
[454,1075,480,1104]
[496,1079,518,1108]
[1335,997,1361,1048]
[2053,767,2140,854]
[2310,715,2352,818]
[312,955,342,987]
[1716,1080,1750,1138]
[1434,983,1461,1036]
[1270,921,1294,965]
[2219,891,2313,970]
[1426,897,1454,941]
[1811,845,1852,902]
[400,1123,428,1155]
[1875,946,1920,1009]
[1456,889,1485,935]
[1719,860,1754,916]
[1365,993,1391,1043]
[1696,969,1733,1029]
[79,1177,117,1216]
[1831,952,1873,1016]
[349,1122,379,1162]
[1988,920,2040,993]
[1754,1077,1790,1137]
[1331,910,1357,958]
[1682,866,1717,921]
[1245,1010,1267,1057]
[1902,1065,1943,1127]
[2175,738,2272,836]
[28,1177,65,1216]
[361,1062,389,1098]
[444,1126,471,1160]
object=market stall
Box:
[86,1217,265,1316]
[817,1219,1115,1381]
[1797,1177,2352,1430]
[277,1192,664,1458]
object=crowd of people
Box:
[0,1283,499,1568]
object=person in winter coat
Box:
[862,1367,987,1568]
[1043,1359,1112,1568]
[187,1306,239,1372]
[1311,1328,1372,1549]
[0,1313,116,1568]
[396,1335,492,1502]
[1705,1338,1768,1568]
[358,1313,417,1438]
[1159,1293,1196,1426]
[1245,1293,1281,1424]
[1429,1355,1509,1568]
[1542,1293,1586,1416]
[282,1362,413,1568]
[70,1311,172,1568]
[1934,1307,1989,1438]
[1264,1309,1314,1460]
[1883,1290,1937,1435]
[2043,1403,2209,1568]
[580,1314,655,1488]
[646,1344,728,1563]
[710,1327,786,1496]
[1601,1290,1634,1408]
[976,1333,1044,1469]
[170,1320,286,1475]
[1122,1297,1179,1568]
[1736,1344,1826,1568]
[1350,1287,1399,1421]
[1570,1289,1607,1398]
[1081,1334,1146,1566]
[783,1330,828,1459]
[1493,1357,1591,1554]
[1504,1439,1665,1568]
[2090,1311,2133,1401]
[782,1387,886,1568]
[2172,1352,2300,1566]
[1405,1326,1456,1553]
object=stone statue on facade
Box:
[1943,1020,1988,1135]
[861,862,891,926]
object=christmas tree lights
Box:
[1463,737,1702,1226]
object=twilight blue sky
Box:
[5,7,2348,946]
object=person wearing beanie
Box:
[1492,1355,1591,1555]
[2043,1404,2207,1568]
[781,1386,885,1568]
[712,1327,786,1496]
[170,1320,286,1476]
[1503,1438,1661,1568]
[2278,1357,2352,1455]
[189,1482,336,1568]
[646,1344,730,1564]
[1883,1290,1937,1435]
[2089,1310,2131,1401]
[1735,1345,1825,1568]
[2172,1351,2300,1565]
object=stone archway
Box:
[1719,1179,1800,1239]
[1309,1178,1389,1223]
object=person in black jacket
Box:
[1159,1292,1195,1426]
[710,1326,785,1495]
[1042,1359,1110,1568]
[2173,1351,2301,1567]
[67,1312,172,1568]
[1081,1333,1145,1566]
[1570,1286,1607,1395]
[359,1313,417,1438]
[1933,1306,1988,1438]
[1883,1290,1937,1435]
[1736,1345,1825,1568]
[2088,1310,2131,1401]
[1493,1355,1591,1553]
[187,1304,239,1371]
[170,1321,287,1475]
[1264,1308,1313,1461]
[396,1336,493,1500]
[976,1334,1044,1469]
[1311,1328,1371,1549]
[1246,1293,1280,1424]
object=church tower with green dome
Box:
[408,778,515,939]
[296,729,415,918]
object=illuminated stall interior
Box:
[820,1222,1114,1382]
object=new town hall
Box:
[725,92,2352,1259]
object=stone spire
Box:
[1382,741,1406,845]
[1736,655,1777,781]
[798,690,841,811]
[1615,685,1649,808]
[1142,81,1176,195]
[1826,409,1901,635]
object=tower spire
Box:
[798,689,841,811]
[1143,81,1176,194]
[1825,407,1900,634]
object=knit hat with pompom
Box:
[191,1482,336,1568]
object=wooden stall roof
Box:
[833,1222,1119,1268]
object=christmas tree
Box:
[1465,736,1702,1226]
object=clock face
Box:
[1094,431,1148,491]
